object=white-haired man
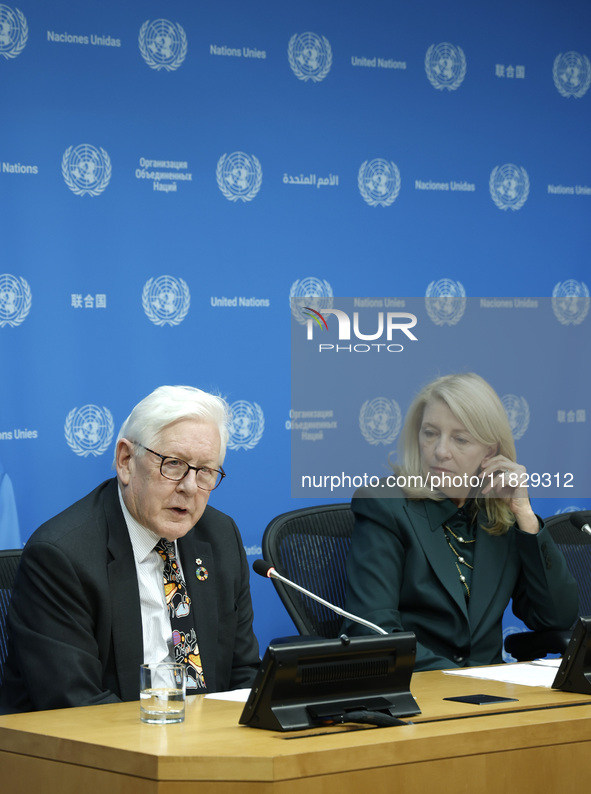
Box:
[1,386,260,713]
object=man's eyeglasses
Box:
[137,445,226,491]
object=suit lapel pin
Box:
[195,558,208,581]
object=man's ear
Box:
[116,439,134,485]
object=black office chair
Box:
[504,511,591,662]
[262,503,355,638]
[0,549,22,687]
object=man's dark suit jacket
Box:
[343,487,579,671]
[0,478,260,713]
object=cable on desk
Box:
[342,710,412,727]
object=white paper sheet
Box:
[204,688,251,702]
[443,660,560,688]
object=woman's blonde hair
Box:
[395,373,517,534]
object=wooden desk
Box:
[1,669,590,794]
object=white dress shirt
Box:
[118,488,183,665]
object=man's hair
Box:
[114,385,231,466]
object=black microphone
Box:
[252,559,387,636]
[569,512,591,536]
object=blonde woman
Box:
[343,373,578,670]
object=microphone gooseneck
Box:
[569,513,591,536]
[252,559,388,636]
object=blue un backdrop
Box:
[0,0,590,651]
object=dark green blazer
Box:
[343,486,579,670]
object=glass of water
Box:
[140,663,186,724]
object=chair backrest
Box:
[545,512,591,618]
[262,503,355,638]
[0,549,22,687]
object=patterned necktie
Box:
[155,538,206,690]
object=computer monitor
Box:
[552,616,591,695]
[239,632,420,731]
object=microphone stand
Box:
[253,560,414,728]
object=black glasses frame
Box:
[138,444,226,491]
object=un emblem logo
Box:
[216,152,262,202]
[555,505,583,515]
[142,276,190,326]
[552,280,590,325]
[64,405,115,458]
[228,400,265,451]
[553,52,591,98]
[62,144,112,197]
[360,398,402,446]
[0,4,27,59]
[489,164,529,211]
[139,19,188,71]
[0,273,31,327]
[288,32,332,82]
[501,394,530,441]
[425,279,466,326]
[358,159,401,207]
[290,277,334,325]
[425,43,467,91]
